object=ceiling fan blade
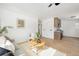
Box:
[48,3,52,7]
[55,3,60,6]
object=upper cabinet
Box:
[54,17,61,28]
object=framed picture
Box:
[17,19,24,27]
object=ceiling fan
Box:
[48,3,60,7]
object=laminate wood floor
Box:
[42,37,79,56]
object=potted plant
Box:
[35,32,41,43]
[0,26,12,36]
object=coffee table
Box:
[25,40,46,55]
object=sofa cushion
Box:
[0,47,14,56]
[0,36,6,44]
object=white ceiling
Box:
[0,3,79,19]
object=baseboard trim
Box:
[41,37,53,40]
[63,36,79,39]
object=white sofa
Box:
[0,36,15,54]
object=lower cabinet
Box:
[54,31,62,40]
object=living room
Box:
[0,3,79,56]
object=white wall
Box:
[61,18,79,37]
[0,9,2,25]
[42,17,54,39]
[0,8,38,43]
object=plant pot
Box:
[37,39,41,43]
